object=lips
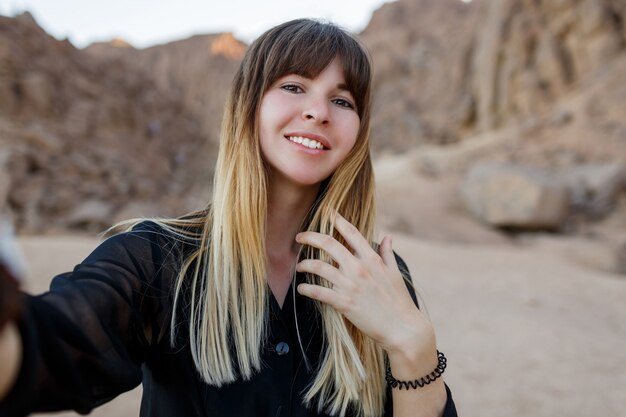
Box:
[284,132,332,150]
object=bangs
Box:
[258,20,371,116]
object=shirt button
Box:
[275,341,290,355]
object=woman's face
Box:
[258,57,360,188]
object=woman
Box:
[0,19,457,417]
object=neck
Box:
[266,175,320,259]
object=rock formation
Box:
[84,32,244,143]
[1,0,625,244]
[0,13,215,232]
[362,0,626,156]
[462,163,570,229]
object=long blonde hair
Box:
[118,19,385,417]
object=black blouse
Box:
[0,222,457,417]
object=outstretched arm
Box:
[0,222,177,415]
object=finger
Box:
[296,259,342,286]
[333,213,375,258]
[296,231,354,266]
[297,283,342,308]
[378,235,400,270]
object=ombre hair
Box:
[116,19,384,417]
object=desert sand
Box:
[18,228,626,417]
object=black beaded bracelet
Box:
[386,350,447,390]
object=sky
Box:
[0,0,393,48]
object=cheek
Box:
[260,91,289,119]
[342,116,361,151]
[258,98,273,139]
[258,114,277,156]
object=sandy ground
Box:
[14,229,626,417]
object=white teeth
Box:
[286,136,325,149]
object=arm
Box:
[385,256,457,417]
[385,320,448,417]
[0,222,179,415]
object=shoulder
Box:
[72,220,201,285]
[97,220,201,261]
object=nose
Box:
[302,98,330,125]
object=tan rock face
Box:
[463,164,570,229]
[210,33,246,60]
[556,162,626,218]
[85,32,244,144]
[362,0,626,152]
[0,13,216,233]
[361,0,482,150]
[363,0,626,236]
[2,1,626,238]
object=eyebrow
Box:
[337,83,351,93]
[335,84,356,99]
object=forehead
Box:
[276,57,353,92]
[283,58,345,80]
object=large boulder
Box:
[555,162,626,218]
[463,164,570,229]
[375,154,510,245]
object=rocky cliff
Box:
[84,32,244,143]
[0,13,220,232]
[363,0,626,155]
[1,1,626,238]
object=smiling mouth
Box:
[285,135,328,150]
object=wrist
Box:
[385,321,438,380]
[386,350,447,389]
[387,345,439,381]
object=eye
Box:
[332,97,356,110]
[280,83,304,93]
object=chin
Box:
[266,162,335,188]
[284,171,332,188]
[292,176,328,187]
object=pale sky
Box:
[0,0,393,48]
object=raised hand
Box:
[295,213,436,357]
